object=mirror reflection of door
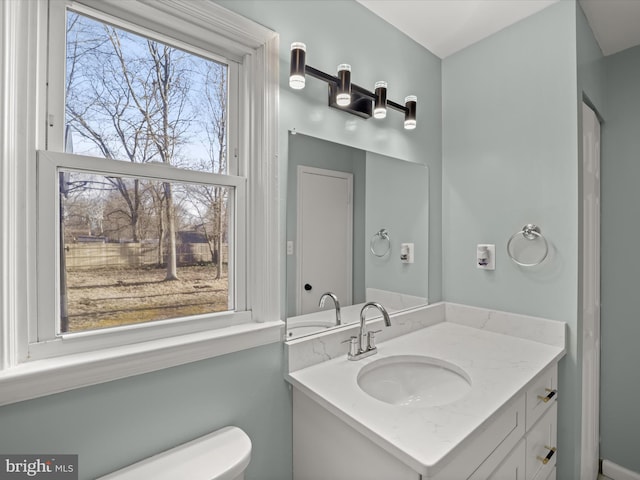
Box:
[297,166,353,315]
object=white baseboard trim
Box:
[602,460,640,480]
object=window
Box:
[38,150,248,348]
[59,174,236,333]
[43,8,245,338]
[0,0,279,404]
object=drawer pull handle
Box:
[537,446,557,465]
[537,388,557,403]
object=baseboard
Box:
[602,460,640,480]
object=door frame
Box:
[580,101,601,480]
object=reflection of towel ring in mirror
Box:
[507,224,549,267]
[370,229,391,257]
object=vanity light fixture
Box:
[289,42,416,129]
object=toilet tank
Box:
[98,426,252,480]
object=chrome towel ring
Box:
[507,224,549,267]
[370,229,391,257]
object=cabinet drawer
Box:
[526,364,557,429]
[487,439,525,480]
[526,402,557,480]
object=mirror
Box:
[286,132,429,339]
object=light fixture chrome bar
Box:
[306,66,408,114]
[305,65,339,84]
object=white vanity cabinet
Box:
[483,363,558,480]
[293,390,420,480]
[483,404,557,480]
[292,363,559,480]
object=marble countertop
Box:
[286,321,565,476]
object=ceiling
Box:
[356,0,640,59]
[580,0,640,56]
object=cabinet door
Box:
[488,439,525,480]
[293,390,420,480]
[526,402,557,480]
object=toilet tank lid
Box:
[97,426,252,480]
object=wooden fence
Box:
[64,243,228,270]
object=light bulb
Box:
[374,81,387,119]
[404,95,417,130]
[336,64,351,106]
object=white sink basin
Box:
[357,355,472,407]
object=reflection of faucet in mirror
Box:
[318,292,341,326]
[345,302,392,361]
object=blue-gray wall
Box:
[442,2,580,478]
[0,343,291,480]
[0,2,442,479]
[365,152,429,297]
[600,43,640,473]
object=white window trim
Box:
[0,0,281,407]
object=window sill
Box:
[0,320,284,407]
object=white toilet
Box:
[98,426,252,480]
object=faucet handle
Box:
[342,336,359,357]
[367,330,382,350]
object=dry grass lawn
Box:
[66,265,229,332]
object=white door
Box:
[581,102,601,480]
[297,166,353,315]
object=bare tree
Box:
[66,15,154,243]
[65,14,203,281]
[145,41,194,280]
[186,62,229,279]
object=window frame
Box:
[33,151,249,360]
[0,0,280,406]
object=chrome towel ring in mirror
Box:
[507,224,549,267]
[370,229,391,257]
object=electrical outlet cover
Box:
[477,244,495,270]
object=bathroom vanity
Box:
[285,303,565,480]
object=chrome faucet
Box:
[318,292,341,326]
[343,302,392,361]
